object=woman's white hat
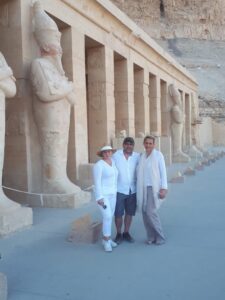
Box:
[97,145,116,157]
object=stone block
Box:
[169,172,185,183]
[160,136,172,165]
[183,167,195,176]
[0,206,33,237]
[78,164,94,189]
[195,162,204,171]
[42,191,91,209]
[68,214,102,244]
[201,159,211,166]
[24,190,91,208]
[0,273,7,300]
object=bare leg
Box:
[124,214,132,233]
[115,216,123,233]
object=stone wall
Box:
[112,0,225,40]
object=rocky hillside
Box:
[112,0,225,121]
[112,0,225,40]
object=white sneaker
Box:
[102,240,112,252]
[110,239,118,248]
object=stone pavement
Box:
[1,154,225,300]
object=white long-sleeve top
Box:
[93,159,118,201]
[113,150,140,195]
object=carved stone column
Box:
[115,59,135,137]
[134,67,149,135]
[149,74,161,135]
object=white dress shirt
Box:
[93,159,118,201]
[144,151,168,189]
[113,150,140,195]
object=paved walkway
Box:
[1,155,225,300]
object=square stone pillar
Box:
[134,67,150,136]
[1,0,30,196]
[67,28,88,181]
[185,93,192,147]
[160,136,172,165]
[149,74,161,135]
[87,46,115,162]
[160,80,170,136]
[115,59,135,137]
[180,90,186,149]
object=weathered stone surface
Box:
[0,0,200,203]
[0,273,7,300]
[183,167,195,176]
[195,162,204,171]
[112,0,225,40]
[169,172,185,183]
[201,159,211,166]
[0,206,32,237]
[68,214,102,244]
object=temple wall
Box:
[198,117,213,148]
[0,0,198,204]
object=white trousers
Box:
[98,194,117,237]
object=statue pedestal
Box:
[0,273,7,300]
[5,189,91,209]
[0,206,33,236]
[42,191,91,208]
[172,152,191,163]
[188,145,203,159]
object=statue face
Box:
[38,30,62,56]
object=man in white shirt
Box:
[137,135,168,245]
[113,137,140,243]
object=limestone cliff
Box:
[112,0,225,120]
[112,0,225,40]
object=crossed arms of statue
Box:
[31,59,76,105]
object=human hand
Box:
[158,189,167,199]
[97,199,104,207]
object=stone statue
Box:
[30,1,80,194]
[188,96,203,159]
[0,52,20,210]
[138,132,145,138]
[119,130,127,138]
[169,84,190,163]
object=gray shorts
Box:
[114,192,137,217]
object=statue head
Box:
[32,1,62,56]
[169,84,181,106]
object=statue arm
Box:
[31,61,74,102]
[0,53,13,80]
[66,91,76,105]
[171,105,184,124]
[0,66,13,81]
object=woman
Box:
[93,145,118,252]
[137,135,168,245]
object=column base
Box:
[0,206,33,237]
[173,152,191,163]
[26,190,91,208]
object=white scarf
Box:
[137,149,163,211]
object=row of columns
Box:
[85,43,192,163]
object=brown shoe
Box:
[123,232,135,243]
